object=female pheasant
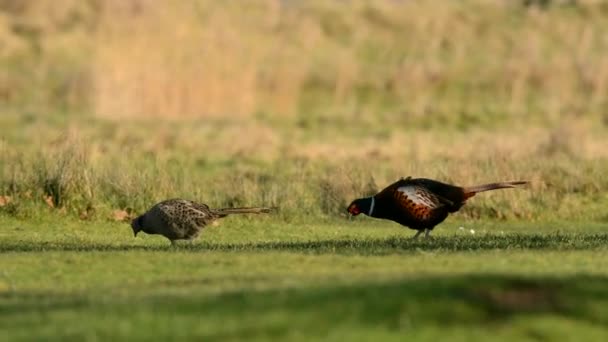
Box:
[131,199,272,245]
[347,177,528,238]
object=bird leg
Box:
[424,229,432,239]
[170,240,177,247]
[412,230,423,239]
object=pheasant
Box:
[347,177,528,238]
[131,199,272,245]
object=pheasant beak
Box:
[347,204,360,219]
[131,218,140,237]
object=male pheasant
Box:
[347,177,528,238]
[131,199,272,245]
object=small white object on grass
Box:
[458,226,465,231]
[469,229,475,234]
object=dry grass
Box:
[90,0,608,121]
[1,1,607,222]
[0,125,606,223]
[92,0,608,121]
[2,1,608,122]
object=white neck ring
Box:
[368,197,375,216]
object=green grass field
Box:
[2,216,608,341]
[2,1,608,340]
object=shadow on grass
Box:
[1,233,608,254]
[1,274,607,339]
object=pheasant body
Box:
[347,177,528,238]
[131,199,271,244]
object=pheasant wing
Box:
[180,200,218,228]
[394,184,448,221]
[157,199,216,239]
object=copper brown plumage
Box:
[347,177,528,238]
[131,199,272,245]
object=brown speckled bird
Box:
[347,177,528,238]
[131,199,272,245]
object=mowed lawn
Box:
[1,216,607,341]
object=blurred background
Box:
[1,0,607,222]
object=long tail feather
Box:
[214,207,273,216]
[464,181,529,197]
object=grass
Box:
[4,274,608,341]
[1,217,608,340]
[1,130,607,222]
[2,1,608,340]
[2,1,608,222]
[3,1,608,125]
